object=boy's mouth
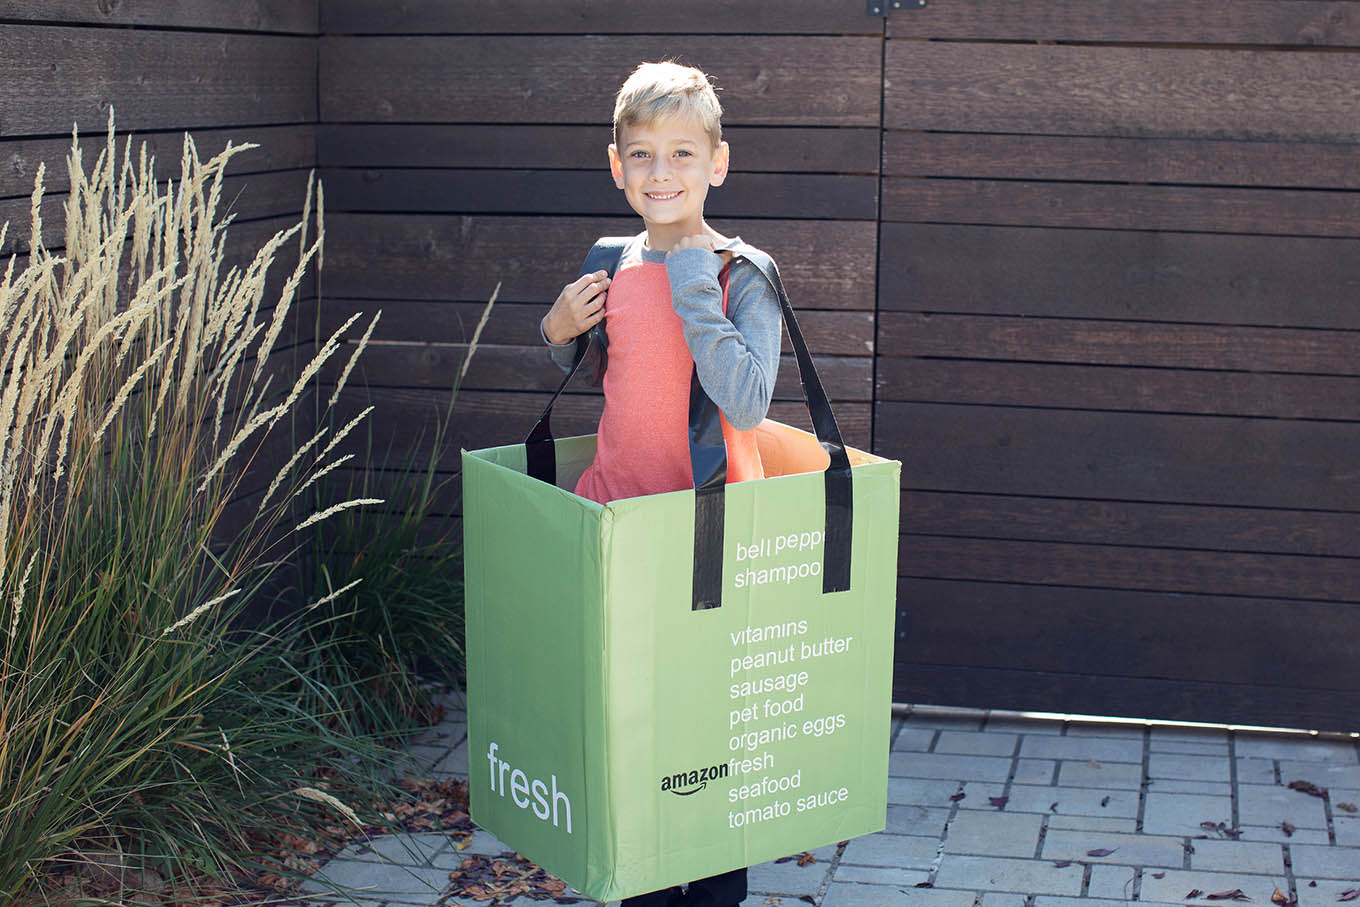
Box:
[646,191,682,201]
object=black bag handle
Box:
[525,239,854,610]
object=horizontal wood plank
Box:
[323,343,871,401]
[900,534,1360,603]
[0,26,315,136]
[900,491,1360,558]
[878,402,1360,511]
[878,223,1360,329]
[0,125,316,200]
[3,0,318,33]
[885,0,1360,47]
[322,0,877,34]
[323,168,879,221]
[317,300,876,356]
[896,578,1360,690]
[323,214,878,309]
[883,132,1360,191]
[891,661,1358,732]
[877,358,1360,421]
[317,125,881,173]
[884,42,1360,142]
[326,386,871,464]
[320,36,881,126]
[882,177,1360,238]
[878,313,1360,377]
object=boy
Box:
[540,61,783,906]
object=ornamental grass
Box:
[0,120,405,902]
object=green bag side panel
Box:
[463,443,612,891]
[591,460,902,901]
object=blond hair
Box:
[613,61,723,148]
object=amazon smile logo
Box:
[659,761,729,796]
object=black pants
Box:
[619,867,746,907]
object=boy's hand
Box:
[543,270,610,345]
[669,234,734,264]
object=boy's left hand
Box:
[670,234,734,264]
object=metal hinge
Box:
[868,0,926,13]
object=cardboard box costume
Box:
[463,240,901,902]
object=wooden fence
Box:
[4,0,1358,730]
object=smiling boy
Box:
[542,61,782,513]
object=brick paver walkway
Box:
[300,697,1359,906]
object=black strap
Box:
[525,237,630,485]
[524,238,854,610]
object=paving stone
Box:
[894,727,938,751]
[1236,757,1279,785]
[887,804,952,837]
[1152,726,1230,744]
[888,777,969,806]
[1047,814,1137,833]
[1330,785,1360,805]
[1138,867,1290,904]
[1336,815,1359,846]
[902,706,986,731]
[431,740,468,777]
[889,751,1013,782]
[1237,783,1329,828]
[934,854,1083,895]
[1056,760,1142,789]
[943,809,1044,858]
[834,864,931,887]
[1289,841,1360,879]
[1148,752,1231,783]
[1145,778,1233,797]
[1236,734,1358,763]
[1188,839,1285,874]
[935,730,1018,757]
[746,843,837,896]
[398,743,454,775]
[1151,726,1229,752]
[1006,784,1139,819]
[1237,824,1330,845]
[301,860,450,901]
[340,831,451,865]
[1142,791,1232,836]
[980,893,1027,907]
[1042,828,1186,868]
[1020,735,1143,764]
[841,833,939,869]
[1013,759,1058,785]
[984,714,1066,736]
[1278,759,1360,788]
[1152,739,1231,757]
[1066,722,1146,741]
[1087,863,1136,900]
[823,881,973,907]
[1296,878,1360,907]
[433,829,516,862]
[1036,898,1180,907]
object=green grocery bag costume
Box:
[463,239,901,902]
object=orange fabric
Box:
[574,257,764,504]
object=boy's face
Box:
[608,114,729,240]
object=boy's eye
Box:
[630,150,650,159]
[675,150,693,158]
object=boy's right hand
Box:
[542,270,610,345]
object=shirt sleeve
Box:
[665,246,781,431]
[540,315,580,373]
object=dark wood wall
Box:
[0,1,321,532]
[882,1,1360,731]
[7,1,1358,730]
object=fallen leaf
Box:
[1050,801,1059,812]
[774,856,795,864]
[1271,888,1298,907]
[989,796,1009,809]
[1340,889,1360,902]
[1154,873,1166,879]
[1189,890,1206,899]
[1101,796,1110,807]
[799,896,817,904]
[1087,848,1117,857]
[1281,822,1296,837]
[949,791,966,802]
[1288,779,1327,798]
[796,851,816,867]
[1206,889,1249,901]
[1337,802,1358,813]
[1054,861,1072,869]
[915,882,934,888]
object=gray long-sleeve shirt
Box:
[543,235,782,430]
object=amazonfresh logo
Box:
[660,760,729,796]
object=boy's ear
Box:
[710,140,730,187]
[607,144,625,189]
